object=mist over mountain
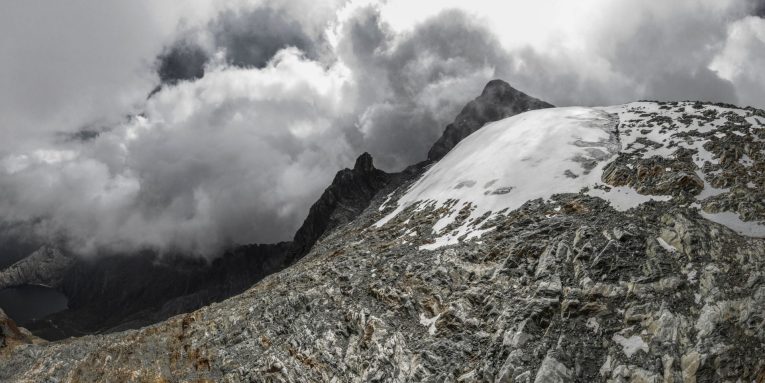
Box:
[0,1,764,258]
[3,88,765,381]
[1,2,765,381]
[0,80,546,341]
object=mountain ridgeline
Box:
[6,81,764,381]
[427,79,553,161]
[0,80,540,340]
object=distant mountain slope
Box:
[0,247,74,290]
[4,100,765,382]
[427,79,553,162]
[0,152,390,339]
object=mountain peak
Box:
[427,80,553,162]
[353,152,375,173]
[480,79,516,96]
[290,152,389,258]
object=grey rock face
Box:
[289,152,390,260]
[600,101,765,227]
[0,246,74,290]
[427,79,553,162]
[534,355,573,383]
[3,171,765,380]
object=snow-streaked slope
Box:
[698,210,765,238]
[378,102,765,250]
[377,107,667,249]
[379,107,618,223]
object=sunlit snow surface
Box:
[376,103,765,249]
[377,107,664,249]
[698,211,765,238]
[379,107,619,224]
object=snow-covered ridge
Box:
[377,102,765,249]
[378,107,619,227]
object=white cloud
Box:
[0,0,220,155]
[0,0,764,258]
[373,0,753,107]
[0,49,356,255]
[711,16,765,107]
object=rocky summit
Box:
[427,79,553,162]
[2,98,765,382]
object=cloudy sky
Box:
[0,0,763,257]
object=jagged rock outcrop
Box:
[0,246,74,290]
[290,152,390,258]
[2,100,765,382]
[427,79,553,162]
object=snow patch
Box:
[377,107,626,247]
[588,187,671,211]
[699,210,765,238]
[377,107,619,228]
[656,237,677,253]
[419,313,440,336]
[612,334,649,357]
[378,191,396,211]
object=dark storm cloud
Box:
[644,67,738,104]
[498,1,749,108]
[0,222,46,269]
[156,42,208,85]
[338,8,514,169]
[0,0,190,155]
[754,0,765,17]
[61,129,102,143]
[211,7,322,68]
[601,2,739,105]
[154,3,332,88]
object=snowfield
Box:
[377,102,765,249]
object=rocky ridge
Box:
[290,152,390,261]
[1,100,764,382]
[0,246,74,291]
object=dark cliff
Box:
[290,152,390,259]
